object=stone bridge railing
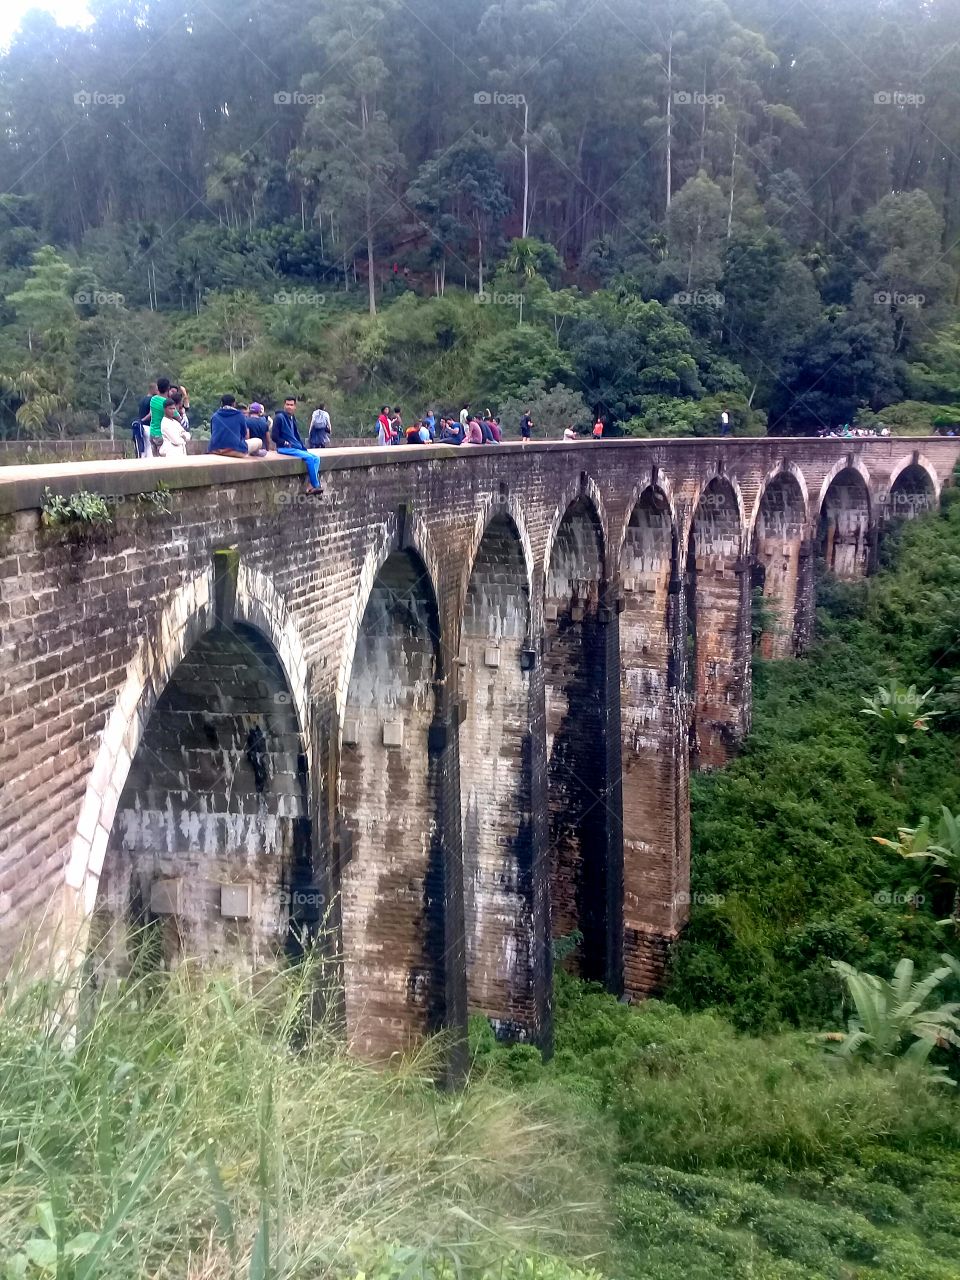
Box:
[1,436,957,1066]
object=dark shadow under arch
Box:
[687,476,748,770]
[544,497,610,982]
[818,468,871,579]
[90,621,311,979]
[460,513,540,1039]
[337,548,447,1059]
[752,471,806,659]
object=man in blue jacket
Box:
[209,395,263,457]
[272,396,322,494]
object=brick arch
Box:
[459,507,543,1041]
[816,456,872,520]
[685,473,751,769]
[615,473,680,573]
[543,476,609,582]
[334,510,444,744]
[887,453,941,504]
[455,495,535,648]
[683,471,747,551]
[747,462,810,541]
[63,564,310,947]
[337,541,447,1058]
[888,452,940,498]
[817,462,872,579]
[750,467,809,661]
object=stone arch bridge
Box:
[1,436,957,1062]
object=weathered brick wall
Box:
[91,624,307,976]
[1,436,958,1061]
[619,485,687,996]
[460,513,540,1040]
[688,475,751,769]
[543,494,608,982]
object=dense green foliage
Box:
[474,974,960,1279]
[2,0,960,437]
[665,487,960,1031]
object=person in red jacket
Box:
[377,406,393,445]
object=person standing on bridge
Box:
[308,402,332,449]
[272,396,323,495]
[149,377,173,455]
[159,399,190,457]
[376,406,393,445]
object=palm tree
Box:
[827,956,960,1083]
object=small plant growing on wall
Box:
[40,487,113,530]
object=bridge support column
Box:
[459,515,549,1047]
[687,478,752,770]
[619,489,689,996]
[544,498,616,984]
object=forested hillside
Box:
[2,0,960,437]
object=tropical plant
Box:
[827,956,960,1082]
[860,679,940,771]
[875,807,960,931]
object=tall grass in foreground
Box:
[0,953,608,1279]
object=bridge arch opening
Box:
[337,548,446,1058]
[888,463,936,522]
[460,513,539,1039]
[752,471,807,659]
[544,497,609,981]
[686,475,749,770]
[89,622,311,980]
[619,484,686,994]
[818,468,871,579]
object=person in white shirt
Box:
[159,399,190,456]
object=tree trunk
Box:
[665,33,674,212]
[366,187,377,317]
[727,120,739,240]
[522,100,530,237]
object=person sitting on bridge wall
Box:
[272,396,323,495]
[245,402,272,452]
[209,394,264,459]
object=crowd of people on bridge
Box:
[133,378,334,493]
[817,423,892,438]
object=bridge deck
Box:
[0,435,949,516]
